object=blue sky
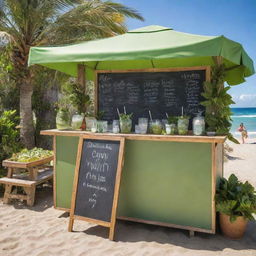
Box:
[117,0,256,107]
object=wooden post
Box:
[3,184,12,204]
[213,56,223,67]
[212,56,224,91]
[189,230,195,237]
[77,64,86,87]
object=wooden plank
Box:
[206,66,211,82]
[109,137,125,240]
[73,216,111,228]
[56,207,70,212]
[95,66,210,74]
[117,216,215,234]
[7,168,14,178]
[211,143,217,233]
[35,169,53,184]
[53,135,57,209]
[213,56,223,66]
[40,130,226,144]
[189,230,195,237]
[8,194,28,201]
[68,136,84,232]
[0,177,36,187]
[77,64,85,87]
[0,170,52,187]
[94,69,98,117]
[3,184,12,204]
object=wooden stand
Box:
[0,156,53,206]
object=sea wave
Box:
[233,131,256,135]
[232,115,256,118]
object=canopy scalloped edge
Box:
[28,25,254,85]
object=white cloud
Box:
[231,94,256,107]
[239,94,256,101]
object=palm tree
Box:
[0,0,143,148]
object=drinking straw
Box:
[117,108,120,118]
[149,110,153,121]
[165,112,169,119]
[124,106,127,114]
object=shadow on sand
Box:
[0,184,54,212]
[226,155,244,161]
[82,219,256,252]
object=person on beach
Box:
[238,123,248,144]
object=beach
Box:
[0,139,255,256]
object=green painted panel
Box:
[118,140,212,230]
[56,136,79,209]
[55,137,213,230]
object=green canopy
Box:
[28,25,254,85]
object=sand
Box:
[0,139,255,256]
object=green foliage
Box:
[62,79,91,115]
[0,47,19,111]
[200,65,238,143]
[178,115,190,120]
[10,148,53,162]
[0,0,144,148]
[215,174,256,222]
[119,113,133,121]
[0,110,21,165]
[95,111,104,120]
[168,116,178,124]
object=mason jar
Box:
[71,113,83,130]
[56,110,70,130]
[120,118,132,133]
[178,117,189,135]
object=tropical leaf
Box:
[216,174,256,222]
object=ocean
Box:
[230,108,256,139]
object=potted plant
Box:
[63,79,91,130]
[215,174,256,239]
[119,113,132,133]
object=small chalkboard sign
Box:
[68,135,125,241]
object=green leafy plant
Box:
[0,110,21,164]
[168,116,178,124]
[178,115,190,120]
[201,65,238,143]
[10,148,53,162]
[0,0,143,148]
[215,174,256,222]
[119,113,133,133]
[119,113,133,121]
[95,111,105,120]
[63,79,91,115]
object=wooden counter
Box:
[41,129,225,235]
[41,129,226,143]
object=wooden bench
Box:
[0,168,53,206]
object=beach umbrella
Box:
[28,25,254,85]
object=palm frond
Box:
[38,0,143,45]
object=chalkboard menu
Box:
[98,68,207,127]
[69,136,125,240]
